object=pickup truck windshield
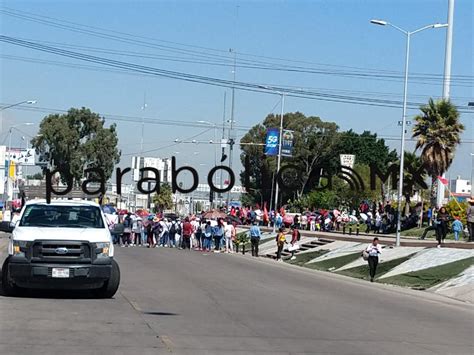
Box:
[19,205,105,228]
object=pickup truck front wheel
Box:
[2,257,22,297]
[94,259,120,299]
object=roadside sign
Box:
[340,154,355,169]
[281,130,294,157]
[264,128,279,156]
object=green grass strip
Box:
[336,255,414,280]
[379,257,474,289]
[304,252,361,271]
[286,249,329,266]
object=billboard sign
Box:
[340,154,355,169]
[7,148,36,166]
[281,130,294,157]
[264,128,279,156]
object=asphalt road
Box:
[0,245,473,354]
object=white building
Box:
[131,156,172,184]
[450,177,471,195]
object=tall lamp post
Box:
[370,19,447,246]
[258,86,285,232]
[0,100,37,112]
[5,122,34,203]
[0,100,36,133]
[469,103,474,196]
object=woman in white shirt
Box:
[365,237,382,282]
[224,222,234,253]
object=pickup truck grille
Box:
[32,241,92,263]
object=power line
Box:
[5,101,472,146]
[2,53,472,103]
[4,35,473,112]
[1,7,472,86]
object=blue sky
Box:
[1,0,472,186]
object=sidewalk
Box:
[241,226,474,249]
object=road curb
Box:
[239,225,474,249]
[227,249,474,309]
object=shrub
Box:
[445,199,468,226]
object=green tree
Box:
[332,130,398,167]
[304,189,338,210]
[445,199,468,226]
[153,183,173,212]
[240,112,339,206]
[31,107,120,184]
[331,130,398,202]
[412,99,464,206]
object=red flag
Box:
[437,176,448,186]
[263,202,269,223]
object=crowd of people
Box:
[101,198,474,282]
[229,198,474,243]
[108,213,238,253]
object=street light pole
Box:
[0,100,37,111]
[0,100,36,134]
[396,30,411,249]
[5,123,34,204]
[370,20,447,247]
[274,92,285,232]
[258,86,286,232]
[437,0,455,208]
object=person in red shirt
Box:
[181,217,193,250]
[289,226,300,260]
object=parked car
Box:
[2,199,120,298]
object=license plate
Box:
[52,268,70,278]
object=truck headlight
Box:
[12,241,27,257]
[96,242,110,258]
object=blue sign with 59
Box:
[264,128,279,156]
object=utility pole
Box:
[140,93,147,155]
[220,92,227,207]
[226,5,239,208]
[437,0,455,208]
[226,49,236,208]
[141,93,151,210]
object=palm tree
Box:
[402,151,426,216]
[412,99,464,206]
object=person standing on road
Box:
[122,213,132,247]
[146,220,155,248]
[467,198,474,242]
[276,227,287,262]
[204,221,213,251]
[132,217,143,246]
[168,219,179,248]
[365,237,382,282]
[194,220,203,250]
[181,217,193,250]
[159,219,170,247]
[224,221,234,253]
[249,221,261,257]
[153,218,162,247]
[213,219,225,252]
[289,226,300,260]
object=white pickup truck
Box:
[2,200,120,298]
